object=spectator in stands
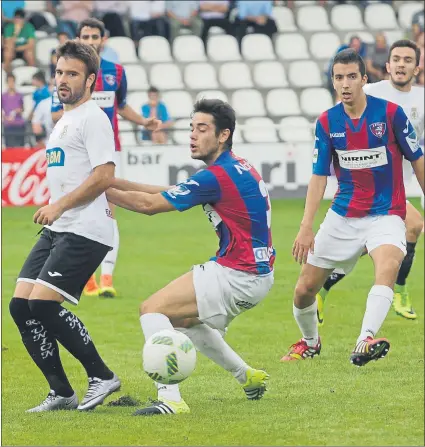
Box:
[1,74,26,148]
[32,71,51,108]
[365,32,389,83]
[1,0,25,25]
[234,0,277,49]
[416,31,424,72]
[199,1,230,48]
[2,8,35,74]
[32,97,54,149]
[50,31,70,80]
[56,1,93,38]
[411,8,424,41]
[141,86,173,144]
[166,1,203,43]
[417,69,424,86]
[94,0,128,37]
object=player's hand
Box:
[144,117,161,131]
[292,225,315,265]
[33,203,64,226]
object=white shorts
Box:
[192,261,274,333]
[114,152,122,178]
[307,209,407,274]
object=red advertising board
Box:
[2,148,50,206]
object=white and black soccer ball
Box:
[143,329,196,385]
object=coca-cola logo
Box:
[2,149,50,206]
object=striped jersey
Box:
[52,58,127,152]
[313,95,423,219]
[161,151,275,275]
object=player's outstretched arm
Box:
[118,104,161,131]
[412,155,425,194]
[110,178,171,194]
[106,189,175,215]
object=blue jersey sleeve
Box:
[393,105,424,162]
[161,169,221,212]
[312,119,332,176]
[51,87,63,113]
[116,67,127,109]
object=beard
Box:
[58,83,86,105]
[391,73,415,87]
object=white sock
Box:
[358,285,393,343]
[101,219,119,276]
[176,324,249,384]
[293,302,319,347]
[156,382,182,403]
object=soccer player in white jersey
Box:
[317,40,424,324]
[9,41,121,412]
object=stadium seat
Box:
[294,0,317,6]
[139,36,173,63]
[266,89,301,117]
[184,63,218,90]
[13,66,39,87]
[242,117,278,143]
[309,32,341,60]
[24,0,46,11]
[195,90,229,102]
[300,88,333,117]
[219,62,253,89]
[123,65,149,91]
[118,120,134,133]
[233,123,243,144]
[207,35,241,62]
[22,94,34,119]
[383,30,404,46]
[106,37,138,64]
[173,35,207,62]
[161,91,193,119]
[398,2,424,30]
[288,61,322,88]
[330,4,365,31]
[173,119,191,145]
[127,92,149,113]
[344,31,375,45]
[275,34,309,60]
[36,37,59,66]
[253,61,288,88]
[119,130,138,146]
[231,89,266,118]
[297,5,331,31]
[365,3,398,30]
[241,34,276,61]
[150,63,184,90]
[272,6,297,32]
[278,116,313,143]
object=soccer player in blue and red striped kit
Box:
[281,49,424,366]
[106,98,275,415]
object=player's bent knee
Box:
[294,280,317,300]
[13,281,34,299]
[29,283,64,303]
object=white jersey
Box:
[32,97,54,138]
[45,99,115,247]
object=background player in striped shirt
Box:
[106,99,275,416]
[317,40,424,323]
[280,49,424,367]
[51,18,161,299]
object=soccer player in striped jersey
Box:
[51,18,160,299]
[281,49,424,366]
[106,99,275,415]
[316,40,424,323]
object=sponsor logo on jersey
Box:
[406,130,420,153]
[166,179,199,199]
[104,74,116,86]
[330,132,345,138]
[410,107,418,120]
[369,122,386,138]
[91,91,115,108]
[203,203,222,230]
[336,146,388,170]
[46,147,65,167]
[253,246,273,262]
[59,125,68,139]
[312,148,318,163]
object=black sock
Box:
[323,272,346,292]
[396,242,416,286]
[28,300,113,380]
[9,297,74,397]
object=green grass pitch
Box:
[1,199,424,446]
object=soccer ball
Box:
[143,329,196,385]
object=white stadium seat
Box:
[276,34,309,60]
[294,0,317,6]
[24,0,46,11]
[233,124,243,144]
[161,91,193,119]
[219,62,253,89]
[23,94,34,119]
[365,3,398,30]
[383,30,404,46]
[118,120,134,133]
[279,117,313,143]
[300,88,333,117]
[184,63,218,90]
[207,35,241,61]
[173,119,191,145]
[253,61,288,88]
[36,37,59,66]
[266,89,301,117]
[119,131,138,146]
[331,4,365,31]
[344,31,375,45]
[123,65,149,91]
[127,92,149,114]
[139,36,172,63]
[106,37,138,64]
[273,6,297,32]
[243,117,278,143]
[231,89,266,118]
[13,66,39,87]
[173,35,206,62]
[241,34,275,61]
[195,90,229,102]
[310,32,341,60]
[289,61,322,88]
[297,5,331,31]
[398,2,424,30]
[150,63,183,90]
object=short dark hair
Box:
[148,86,159,94]
[192,99,236,150]
[332,48,366,77]
[56,41,100,93]
[32,70,47,84]
[389,39,421,67]
[14,8,25,18]
[57,31,70,38]
[77,18,106,38]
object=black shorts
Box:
[18,228,110,305]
